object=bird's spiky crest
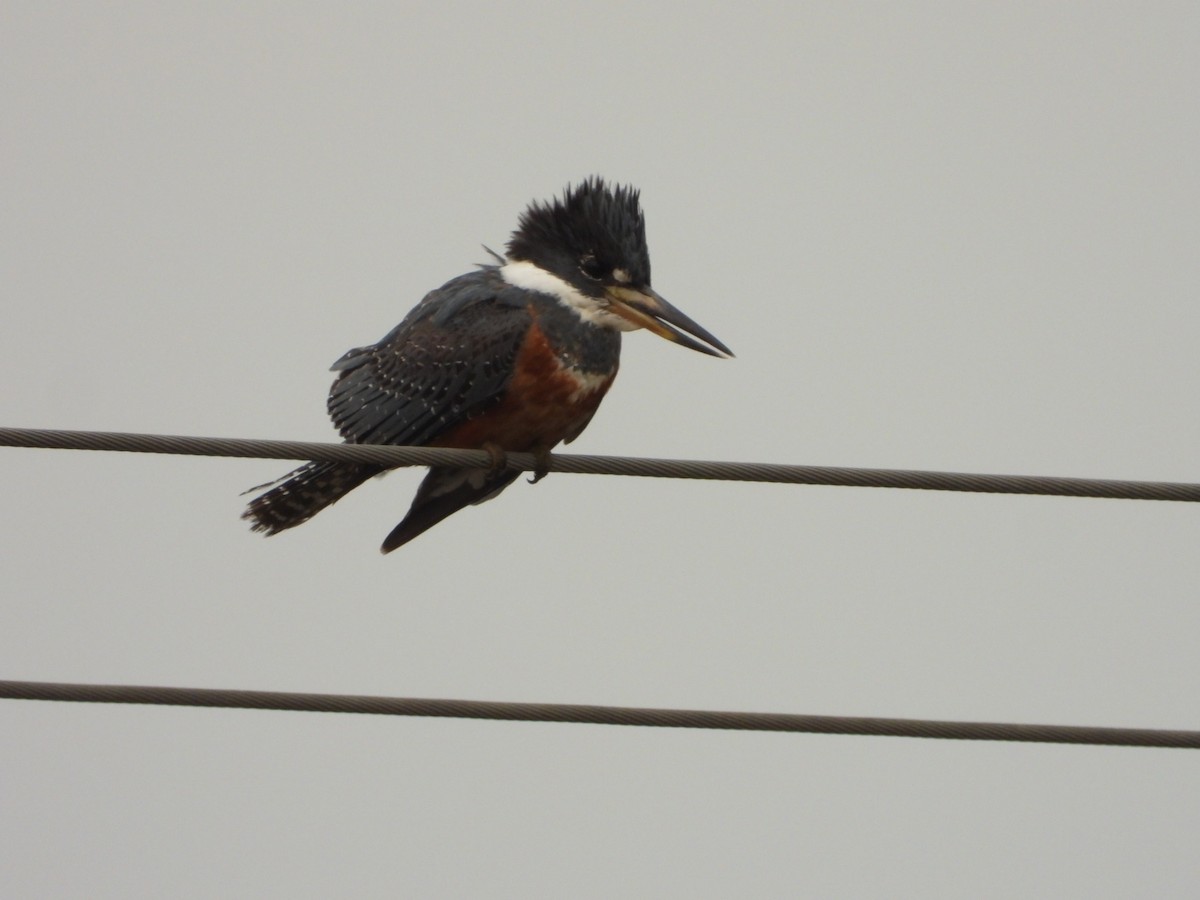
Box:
[506,177,651,286]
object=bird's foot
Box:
[480,442,508,480]
[528,448,553,484]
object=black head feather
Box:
[506,177,652,291]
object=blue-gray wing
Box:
[328,269,532,447]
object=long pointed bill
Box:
[605,286,734,358]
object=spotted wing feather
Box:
[328,269,533,448]
[243,269,531,537]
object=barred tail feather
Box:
[242,461,380,536]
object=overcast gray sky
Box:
[3,3,1199,897]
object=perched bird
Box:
[243,177,731,552]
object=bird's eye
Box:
[579,254,605,281]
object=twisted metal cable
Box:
[2,426,1199,502]
[2,679,1196,748]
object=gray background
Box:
[3,3,1198,897]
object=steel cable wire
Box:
[1,679,1196,748]
[3,426,1199,502]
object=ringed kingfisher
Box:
[243,177,732,553]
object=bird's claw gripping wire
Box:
[480,441,548,484]
[481,442,508,480]
[529,448,552,484]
